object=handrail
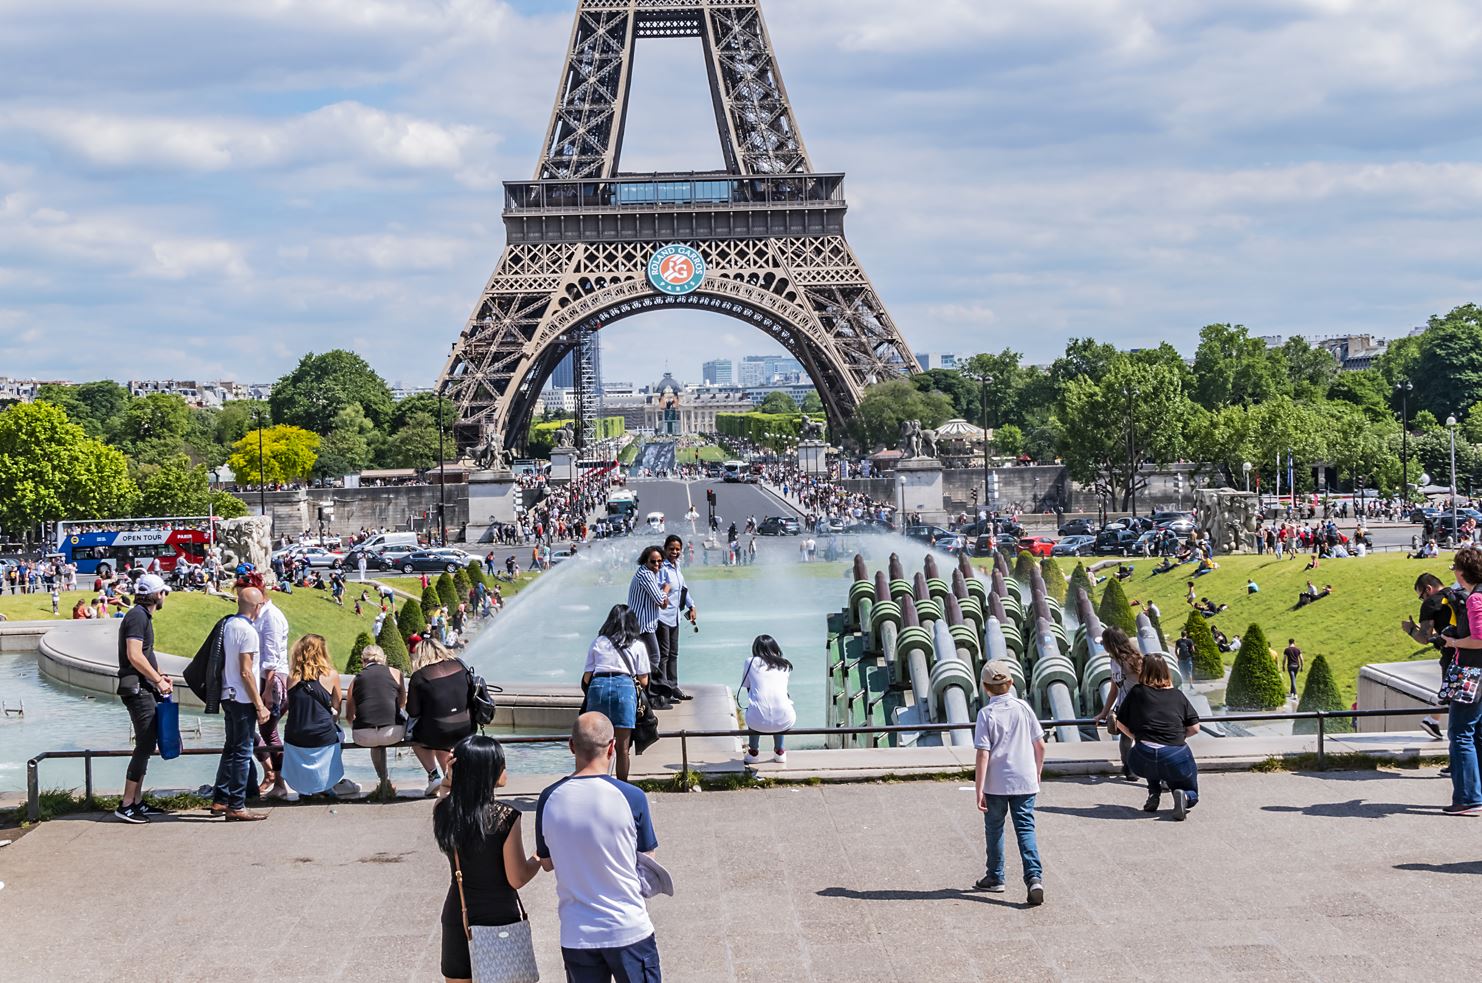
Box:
[21,705,1439,822]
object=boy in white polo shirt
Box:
[972,660,1046,905]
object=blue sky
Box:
[3,0,1481,390]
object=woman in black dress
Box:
[433,735,542,983]
[408,638,474,797]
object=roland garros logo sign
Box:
[647,244,706,296]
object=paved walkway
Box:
[1,766,1469,982]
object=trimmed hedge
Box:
[1226,623,1286,709]
[1184,611,1225,680]
[397,597,427,644]
[1040,557,1067,603]
[466,559,487,591]
[1097,577,1138,637]
[345,631,374,675]
[453,566,472,598]
[421,584,441,619]
[1014,550,1037,582]
[376,614,412,674]
[1069,564,1095,609]
[436,572,458,610]
[1295,654,1351,734]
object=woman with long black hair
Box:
[1093,626,1143,781]
[433,735,542,983]
[740,635,796,765]
[582,603,651,781]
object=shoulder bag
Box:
[615,644,660,755]
[1439,659,1482,705]
[454,847,540,983]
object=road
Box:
[622,478,803,543]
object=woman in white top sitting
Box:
[582,604,651,782]
[741,635,796,765]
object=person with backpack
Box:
[1432,547,1482,815]
[114,574,172,825]
[1403,572,1451,745]
[210,587,270,822]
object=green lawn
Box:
[1067,552,1449,706]
[0,587,390,670]
[676,444,727,465]
[379,572,541,599]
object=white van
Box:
[359,531,421,551]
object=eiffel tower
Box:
[440,0,919,451]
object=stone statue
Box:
[800,416,825,441]
[1194,488,1259,554]
[554,424,575,448]
[472,432,511,472]
[217,515,274,582]
[898,419,921,459]
[920,427,939,460]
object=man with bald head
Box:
[535,712,663,981]
[210,587,270,821]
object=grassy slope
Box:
[379,573,541,599]
[676,444,727,465]
[0,587,390,670]
[1069,552,1448,706]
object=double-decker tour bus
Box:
[56,517,212,577]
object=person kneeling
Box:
[1115,654,1201,820]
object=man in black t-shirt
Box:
[1174,632,1195,685]
[1282,641,1303,697]
[115,574,172,824]
[1404,572,1450,742]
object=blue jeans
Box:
[1448,699,1482,807]
[747,731,785,754]
[562,933,662,982]
[1129,742,1200,804]
[212,702,258,811]
[982,794,1042,886]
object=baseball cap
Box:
[981,660,1015,687]
[134,574,169,596]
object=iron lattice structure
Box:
[441,0,918,450]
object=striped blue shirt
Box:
[627,567,666,632]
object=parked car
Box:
[396,549,473,574]
[1094,529,1142,556]
[1017,535,1057,557]
[757,516,801,536]
[646,512,666,533]
[1051,535,1096,557]
[549,549,579,565]
[1152,511,1196,535]
[290,546,346,569]
[1411,507,1441,524]
[1058,518,1098,537]
[971,533,1018,556]
[905,525,963,553]
[341,546,390,571]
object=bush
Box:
[397,597,427,644]
[1226,623,1286,709]
[345,631,374,675]
[1184,611,1225,680]
[1295,654,1352,734]
[1014,550,1036,582]
[465,559,487,591]
[453,566,472,598]
[436,572,458,610]
[1097,577,1137,637]
[1040,557,1066,603]
[421,584,441,619]
[376,614,412,674]
[1069,563,1095,608]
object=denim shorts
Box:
[587,674,638,730]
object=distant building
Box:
[390,383,434,401]
[1315,335,1388,372]
[915,352,963,371]
[0,377,46,403]
[702,359,734,385]
[548,352,576,390]
[540,388,577,416]
[738,355,804,386]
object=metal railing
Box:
[21,706,1440,822]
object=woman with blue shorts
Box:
[582,604,651,781]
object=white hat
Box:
[134,573,169,596]
[636,852,674,898]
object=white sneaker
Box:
[742,750,763,765]
[772,750,787,764]
[425,775,444,797]
[332,778,362,798]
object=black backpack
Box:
[458,658,499,727]
[1439,586,1476,641]
[183,614,248,714]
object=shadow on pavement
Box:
[817,886,1031,910]
[1261,800,1435,819]
[1394,861,1482,875]
[1037,803,1153,821]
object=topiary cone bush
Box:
[436,572,458,610]
[1184,611,1225,681]
[397,597,427,644]
[1295,654,1351,734]
[453,566,472,598]
[1069,563,1094,605]
[1014,550,1037,582]
[1098,577,1138,637]
[376,614,412,674]
[345,631,374,675]
[421,584,441,619]
[1225,623,1286,709]
[465,559,487,590]
[1040,557,1067,603]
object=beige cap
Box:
[981,660,1015,686]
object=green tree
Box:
[466,559,487,591]
[270,349,394,434]
[397,597,428,644]
[215,400,271,447]
[1039,557,1066,603]
[912,369,978,419]
[852,379,954,450]
[1014,550,1036,582]
[35,384,102,436]
[381,411,442,469]
[228,425,320,486]
[1191,323,1285,409]
[1412,305,1482,421]
[421,584,441,619]
[375,614,412,674]
[0,402,139,536]
[758,391,798,415]
[436,572,458,609]
[453,566,472,599]
[1294,653,1351,734]
[390,391,455,433]
[1068,563,1094,606]
[800,391,824,414]
[1097,578,1137,637]
[1048,338,1120,391]
[114,393,193,454]
[315,403,379,479]
[345,630,375,675]
[137,455,248,518]
[1184,611,1225,680]
[1278,336,1339,402]
[1327,369,1394,422]
[994,423,1025,458]
[961,349,1035,427]
[1226,624,1285,709]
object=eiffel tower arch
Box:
[440,0,919,451]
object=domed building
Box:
[639,372,753,436]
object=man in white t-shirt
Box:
[210,587,269,822]
[252,595,292,799]
[972,660,1045,905]
[536,713,662,982]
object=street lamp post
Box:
[1124,385,1138,517]
[1397,381,1413,503]
[254,407,267,525]
[1242,461,1252,494]
[436,388,448,547]
[978,374,993,518]
[1448,414,1459,546]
